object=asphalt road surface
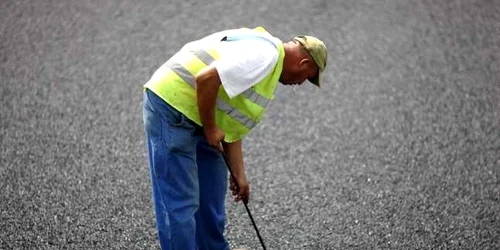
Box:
[1,0,499,249]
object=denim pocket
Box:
[169,112,194,128]
[162,112,196,153]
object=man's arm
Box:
[195,66,250,203]
[195,65,225,152]
[223,140,249,204]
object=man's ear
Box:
[298,58,311,68]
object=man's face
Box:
[280,59,318,86]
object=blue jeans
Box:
[142,89,229,250]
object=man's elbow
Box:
[195,66,221,90]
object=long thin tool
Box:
[220,149,267,250]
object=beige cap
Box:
[293,35,328,87]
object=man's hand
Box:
[230,174,249,204]
[204,126,225,152]
[221,140,248,204]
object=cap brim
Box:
[309,72,322,88]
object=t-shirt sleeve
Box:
[214,40,279,99]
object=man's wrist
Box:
[232,171,246,181]
[203,124,216,133]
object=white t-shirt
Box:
[181,29,280,99]
[215,39,279,98]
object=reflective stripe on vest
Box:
[165,49,273,130]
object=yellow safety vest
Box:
[144,27,285,142]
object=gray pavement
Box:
[1,0,499,249]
